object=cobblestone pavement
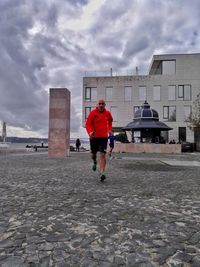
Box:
[0,151,200,267]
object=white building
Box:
[82,53,200,143]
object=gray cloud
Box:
[0,0,200,137]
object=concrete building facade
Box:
[82,53,200,143]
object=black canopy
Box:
[123,119,172,131]
[123,101,172,131]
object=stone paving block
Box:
[0,152,200,266]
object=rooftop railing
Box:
[84,68,146,77]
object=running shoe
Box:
[92,161,97,171]
[100,174,106,182]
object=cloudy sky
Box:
[1,0,200,139]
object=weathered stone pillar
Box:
[48,88,70,158]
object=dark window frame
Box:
[163,106,176,121]
[178,84,191,100]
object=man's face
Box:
[97,101,106,112]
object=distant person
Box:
[108,132,116,158]
[75,138,81,152]
[85,99,113,182]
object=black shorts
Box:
[90,138,108,154]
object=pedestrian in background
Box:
[75,138,81,152]
[108,132,116,159]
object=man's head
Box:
[97,99,106,112]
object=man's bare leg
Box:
[91,153,97,171]
[109,147,113,157]
[99,152,106,181]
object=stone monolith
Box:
[48,88,70,157]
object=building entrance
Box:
[178,127,186,142]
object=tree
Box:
[115,132,128,143]
[187,93,200,130]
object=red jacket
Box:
[85,108,113,138]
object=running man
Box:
[85,99,113,182]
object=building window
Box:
[162,60,176,75]
[110,106,117,121]
[139,86,146,101]
[168,85,176,100]
[153,85,161,101]
[178,85,191,100]
[163,106,176,121]
[133,106,140,117]
[85,87,97,102]
[85,107,91,120]
[124,86,132,101]
[105,87,113,101]
[184,105,192,121]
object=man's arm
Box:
[85,112,95,137]
[108,112,113,133]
